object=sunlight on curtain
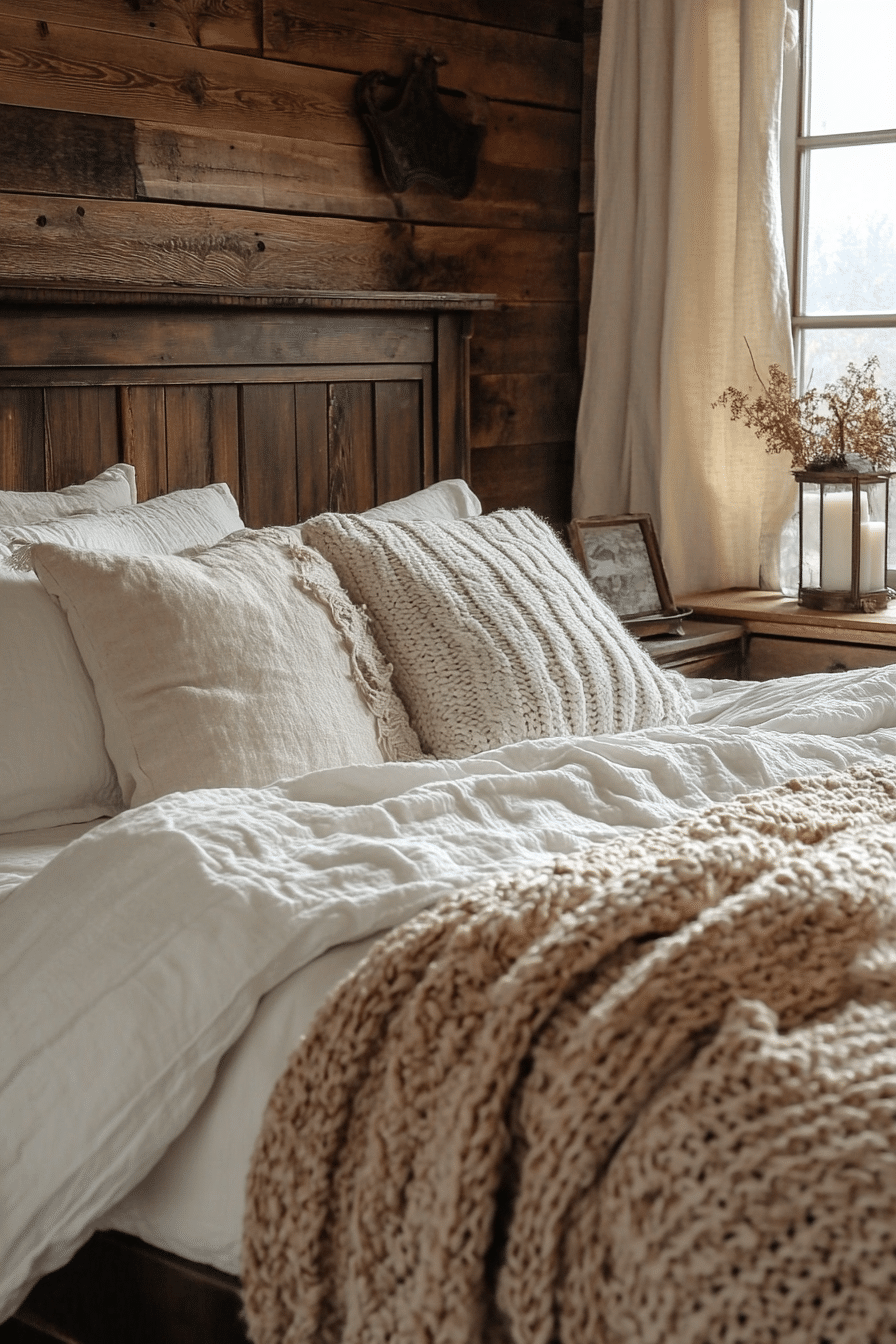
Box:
[574,0,796,597]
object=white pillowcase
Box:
[31,530,422,808]
[0,481,241,560]
[359,479,481,524]
[0,463,136,532]
[302,508,694,758]
[0,485,245,834]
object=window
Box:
[793,0,896,393]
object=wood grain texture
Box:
[0,196,575,301]
[354,0,582,42]
[1,363,431,389]
[0,305,434,370]
[472,439,574,531]
[119,384,167,499]
[264,0,580,111]
[43,384,119,487]
[295,381,329,521]
[470,371,579,448]
[134,121,577,232]
[0,387,44,490]
[329,381,375,513]
[436,311,471,483]
[0,1,262,53]
[239,381,298,526]
[469,303,578,376]
[164,382,239,494]
[0,102,135,198]
[374,379,422,502]
[0,16,358,144]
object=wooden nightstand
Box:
[684,589,896,679]
[640,619,744,679]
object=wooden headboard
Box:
[0,286,494,520]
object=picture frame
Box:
[568,513,689,637]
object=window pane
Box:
[798,328,896,400]
[803,145,896,315]
[808,0,896,135]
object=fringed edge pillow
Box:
[301,508,693,758]
[31,529,422,809]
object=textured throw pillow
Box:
[0,481,241,561]
[359,479,481,524]
[0,484,246,834]
[0,463,136,531]
[302,509,693,758]
[31,530,422,809]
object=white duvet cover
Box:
[5,665,896,1318]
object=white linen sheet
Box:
[6,666,896,1317]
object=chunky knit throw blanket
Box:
[242,765,896,1344]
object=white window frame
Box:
[790,0,896,390]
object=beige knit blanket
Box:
[242,765,896,1344]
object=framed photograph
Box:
[568,514,688,635]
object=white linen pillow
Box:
[0,463,136,530]
[0,484,247,834]
[301,508,693,758]
[31,530,422,809]
[358,479,481,524]
[1,481,241,560]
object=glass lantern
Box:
[796,466,893,612]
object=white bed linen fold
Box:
[6,665,896,1314]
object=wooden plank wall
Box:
[579,0,602,373]
[0,0,586,528]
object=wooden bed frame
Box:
[0,283,492,1344]
[0,284,492,517]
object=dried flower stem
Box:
[712,344,896,471]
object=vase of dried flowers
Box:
[714,351,896,611]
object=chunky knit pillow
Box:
[301,509,692,758]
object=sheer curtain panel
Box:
[574,0,795,596]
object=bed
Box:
[3,287,896,1344]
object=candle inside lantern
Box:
[860,520,886,591]
[820,490,858,590]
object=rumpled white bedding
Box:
[5,665,896,1317]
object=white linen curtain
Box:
[574,0,796,597]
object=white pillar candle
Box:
[820,491,855,590]
[860,520,886,592]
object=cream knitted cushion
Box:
[301,508,692,757]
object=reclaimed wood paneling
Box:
[295,382,329,521]
[469,304,578,376]
[0,195,575,301]
[0,387,44,490]
[0,103,135,198]
[0,304,434,371]
[470,371,580,449]
[579,0,601,373]
[374,379,422,502]
[163,382,239,495]
[329,381,375,513]
[265,1,579,110]
[119,384,167,500]
[472,440,575,532]
[134,122,577,232]
[239,382,298,526]
[356,0,582,41]
[0,0,586,525]
[0,17,357,144]
[43,384,119,487]
[0,1,261,53]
